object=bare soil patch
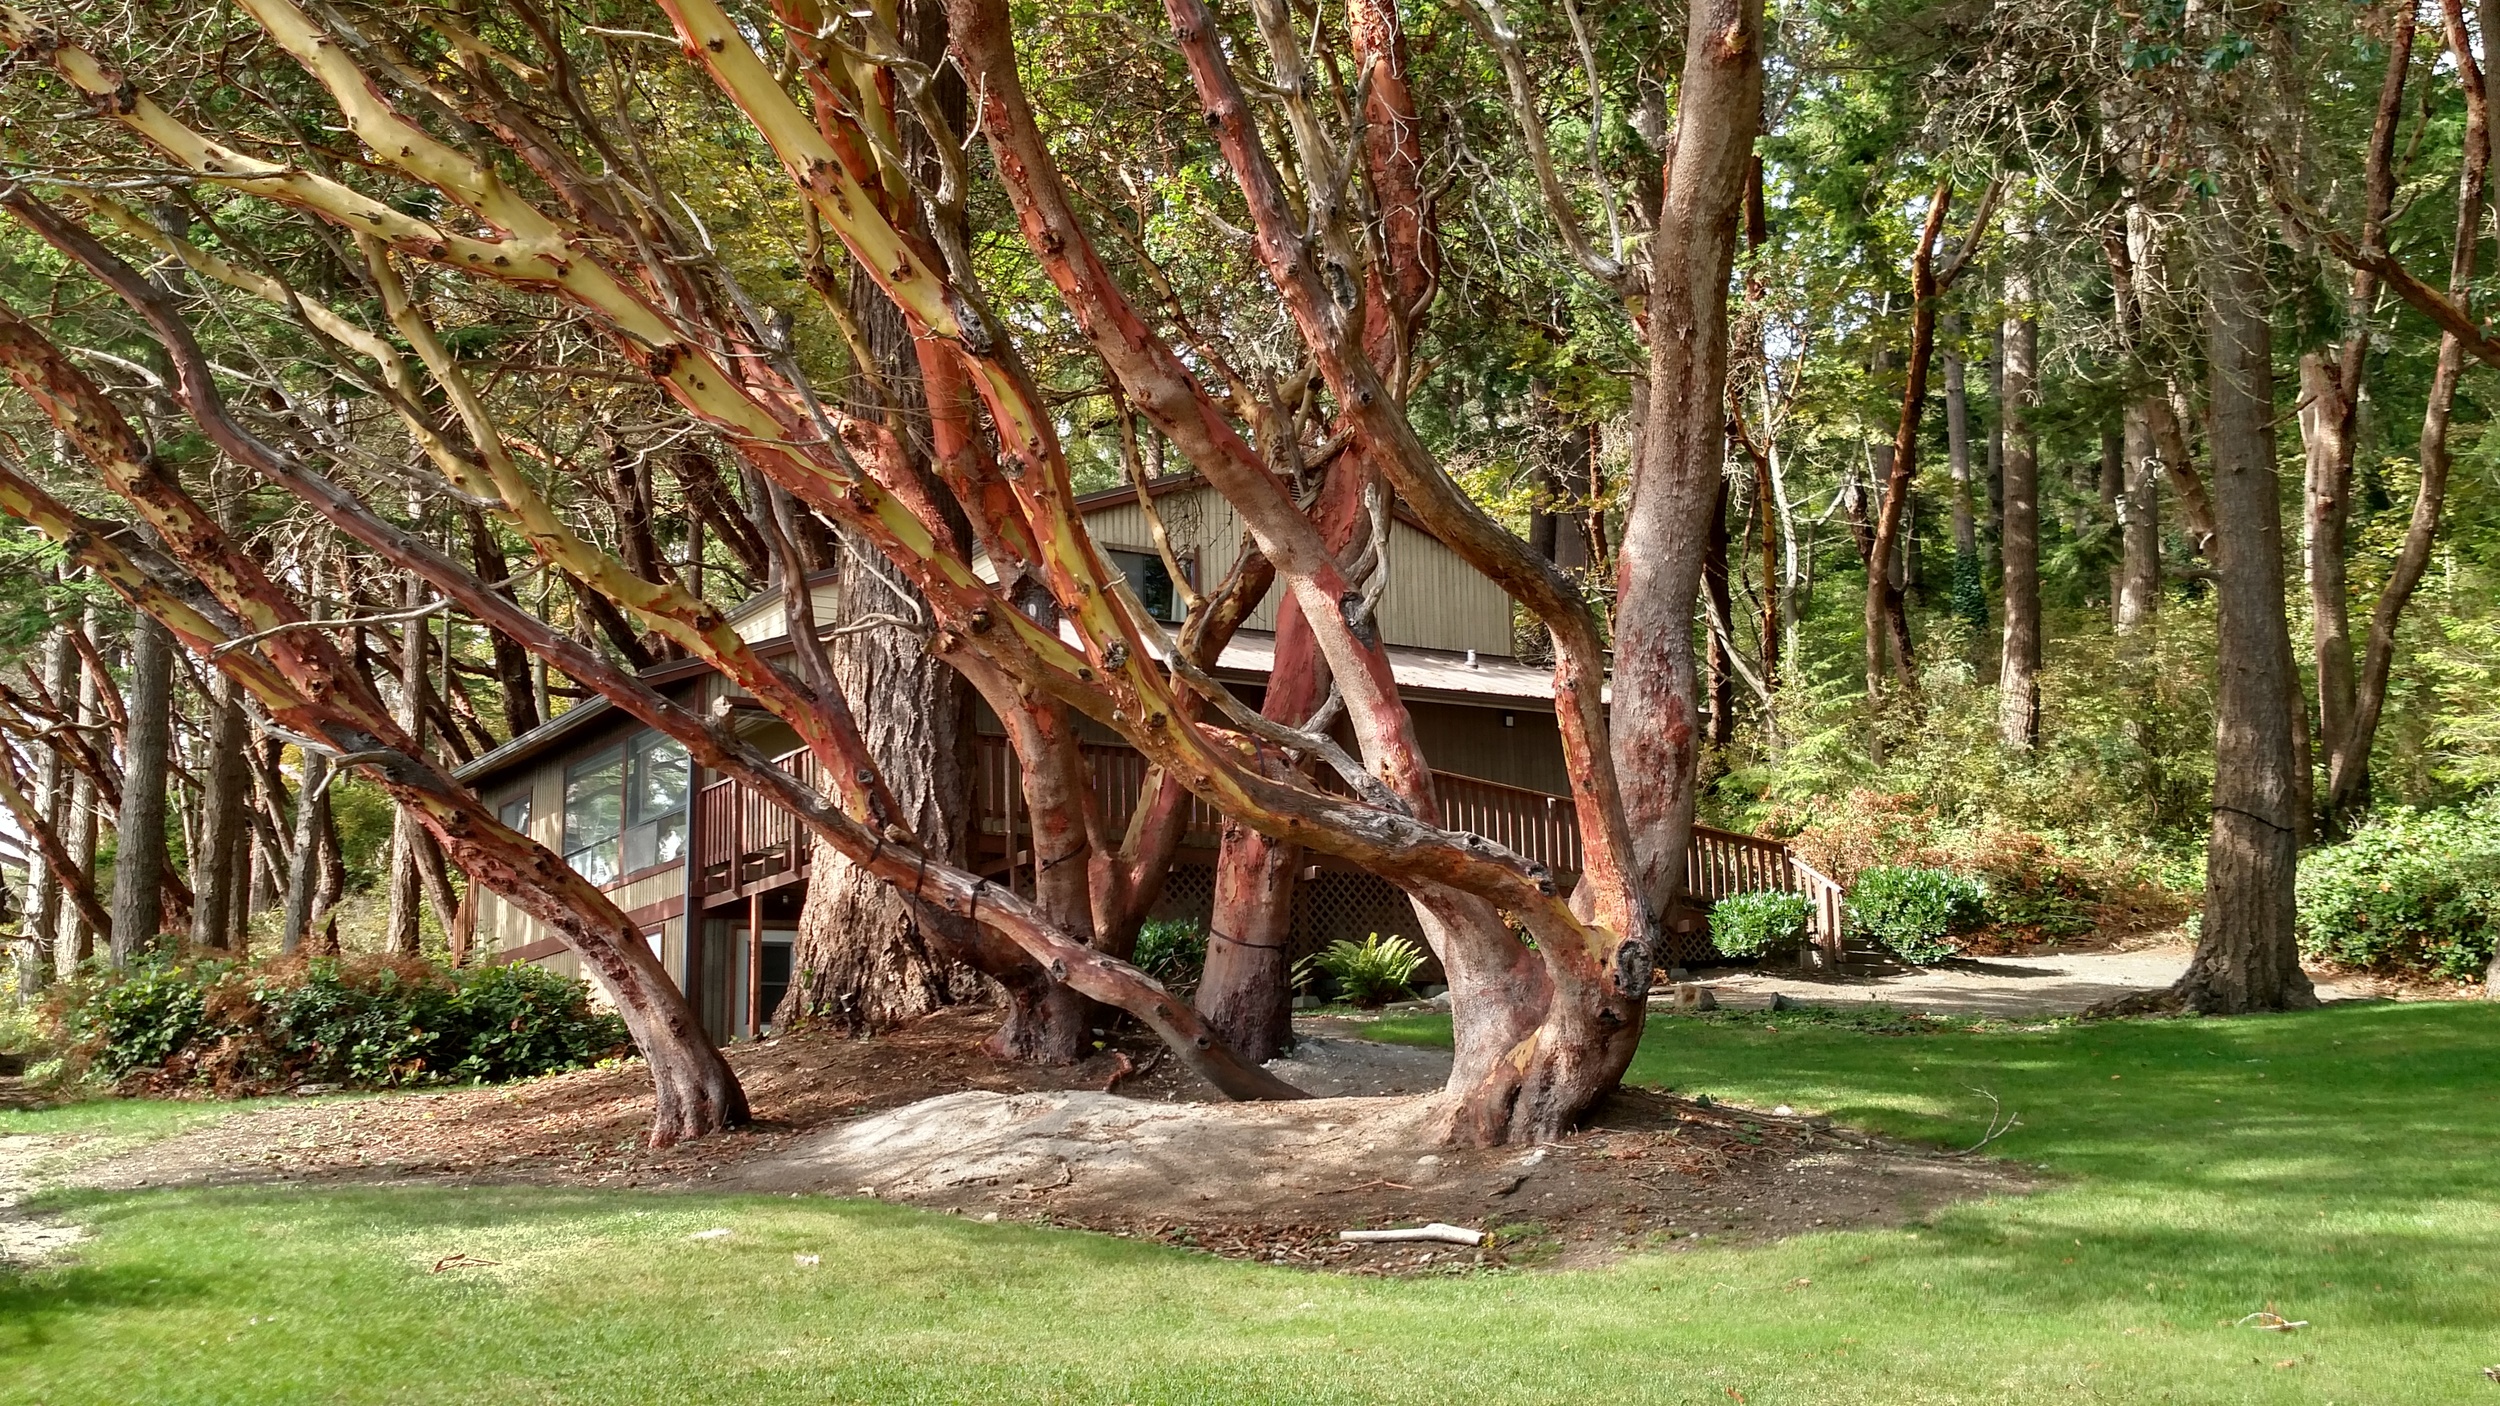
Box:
[57,1006,2033,1273]
[729,1083,2030,1273]
[0,1133,88,1268]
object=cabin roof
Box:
[462,478,1553,785]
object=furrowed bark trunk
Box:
[106,615,173,965]
[780,9,991,1039]
[1997,262,2043,749]
[2177,197,2316,1015]
[384,575,427,956]
[1611,0,1762,918]
[781,541,986,1036]
[1986,326,2006,545]
[1703,477,1736,746]
[2116,400,2161,635]
[1943,322,1981,631]
[22,621,75,987]
[461,505,541,738]
[64,605,102,970]
[189,672,251,951]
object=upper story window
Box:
[1106,547,1186,623]
[563,732,690,885]
[497,792,532,835]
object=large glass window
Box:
[564,732,689,885]
[1106,547,1185,623]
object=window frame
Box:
[561,731,692,887]
[1101,544,1193,624]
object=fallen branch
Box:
[1944,1088,2021,1156]
[2235,1311,2309,1332]
[1338,1222,1483,1245]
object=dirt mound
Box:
[59,1006,2034,1273]
[732,1084,2032,1272]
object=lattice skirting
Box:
[1148,864,1423,965]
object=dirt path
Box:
[1689,939,2398,1018]
[0,1134,89,1267]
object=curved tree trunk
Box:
[1196,455,1372,1060]
[2344,0,2488,830]
[1610,0,1762,917]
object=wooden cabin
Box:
[457,477,1835,1042]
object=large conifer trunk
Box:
[1997,266,2043,748]
[778,0,987,1038]
[2177,202,2316,1014]
[106,615,173,964]
[779,544,985,1033]
[2115,402,2161,636]
[189,674,252,952]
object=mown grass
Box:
[4,1001,2496,1404]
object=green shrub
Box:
[1847,865,1989,964]
[1709,890,1815,958]
[1131,919,1208,988]
[1314,933,1427,1007]
[80,959,214,1080]
[1,959,53,1056]
[2296,798,2500,981]
[56,954,629,1095]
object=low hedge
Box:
[1847,864,1989,964]
[2296,798,2500,982]
[57,953,630,1096]
[1709,890,1815,959]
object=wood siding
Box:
[472,709,690,996]
[1055,486,1517,657]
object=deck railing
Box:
[696,736,1845,958]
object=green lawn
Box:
[4,1001,2496,1404]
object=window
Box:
[497,792,532,834]
[564,732,690,885]
[757,936,793,1033]
[1105,547,1186,623]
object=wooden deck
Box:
[693,736,1844,958]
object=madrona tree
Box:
[0,0,1759,1144]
